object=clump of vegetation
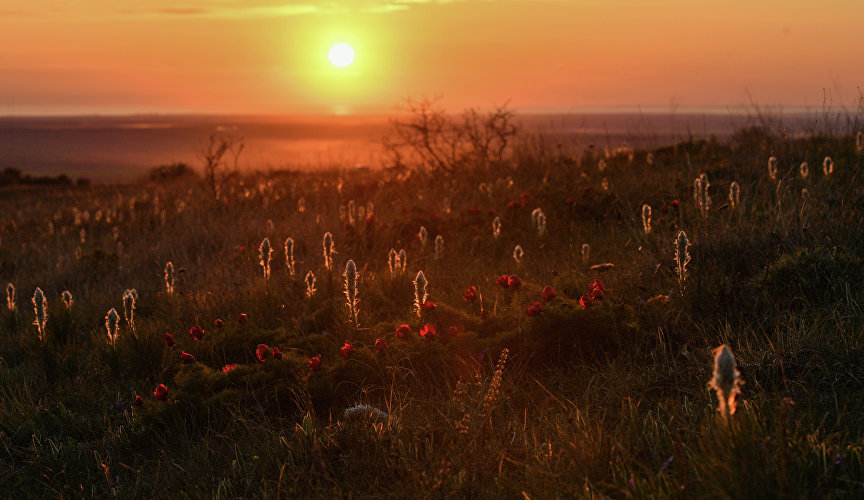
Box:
[0,104,863,498]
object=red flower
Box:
[272,347,282,360]
[496,275,510,288]
[256,343,271,362]
[374,338,387,352]
[521,191,530,203]
[541,286,557,303]
[420,299,437,311]
[507,275,522,291]
[671,200,680,210]
[395,324,412,338]
[214,318,224,328]
[307,355,322,372]
[134,395,144,406]
[163,333,175,347]
[589,279,605,300]
[153,384,168,401]
[526,301,544,317]
[507,200,521,209]
[463,286,478,303]
[340,342,355,359]
[365,213,375,225]
[222,364,238,373]
[579,294,594,309]
[566,197,575,205]
[189,325,205,341]
[447,326,460,337]
[420,324,437,340]
[238,313,248,323]
[583,185,593,193]
[180,351,195,364]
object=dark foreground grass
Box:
[1,126,863,498]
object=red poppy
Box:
[671,200,680,209]
[134,395,144,406]
[256,343,271,362]
[340,342,355,359]
[541,286,557,303]
[589,279,605,300]
[272,347,282,360]
[365,213,375,225]
[163,333,175,347]
[507,275,522,291]
[496,275,510,288]
[583,185,593,193]
[189,325,205,341]
[374,338,387,352]
[507,200,521,209]
[521,191,530,203]
[420,299,437,311]
[180,351,195,364]
[566,197,575,205]
[307,355,322,372]
[222,364,238,373]
[153,384,168,401]
[526,302,544,317]
[420,324,437,340]
[579,294,594,309]
[395,324,412,338]
[214,318,224,328]
[238,313,248,323]
[463,286,478,303]
[447,326,460,337]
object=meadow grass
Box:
[0,124,863,498]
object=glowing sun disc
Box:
[328,43,354,67]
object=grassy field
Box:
[1,120,863,498]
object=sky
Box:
[1,0,863,115]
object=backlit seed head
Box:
[284,237,295,277]
[305,271,317,298]
[708,344,741,420]
[674,231,691,296]
[105,308,119,348]
[799,162,809,179]
[164,261,175,294]
[259,237,272,281]
[343,259,360,326]
[62,290,73,310]
[413,270,428,317]
[513,244,524,264]
[6,283,14,312]
[768,156,778,180]
[418,226,428,249]
[728,182,740,211]
[492,216,502,239]
[641,204,652,234]
[823,156,834,176]
[398,249,407,274]
[434,234,444,260]
[581,243,590,261]
[32,287,47,343]
[322,232,335,272]
[122,289,136,330]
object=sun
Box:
[328,43,355,67]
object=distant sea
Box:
[0,111,819,183]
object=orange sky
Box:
[1,0,863,115]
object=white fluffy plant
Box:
[105,308,120,348]
[413,271,428,318]
[305,271,317,298]
[284,237,296,277]
[823,156,834,176]
[708,344,742,422]
[343,260,360,327]
[164,261,175,295]
[581,243,590,262]
[6,283,14,312]
[32,287,47,343]
[61,290,73,310]
[388,249,399,278]
[641,204,652,234]
[695,173,711,218]
[122,289,136,335]
[434,234,444,260]
[418,226,428,250]
[322,232,336,272]
[728,182,741,212]
[674,231,691,296]
[491,217,502,239]
[768,156,779,180]
[259,237,272,283]
[513,244,524,264]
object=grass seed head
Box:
[322,232,335,272]
[305,271,317,297]
[6,283,14,312]
[513,244,524,264]
[641,204,652,234]
[284,237,295,277]
[164,261,175,294]
[581,243,590,261]
[32,287,47,342]
[823,156,834,176]
[413,270,428,317]
[799,161,809,179]
[259,237,272,280]
[492,216,502,239]
[674,231,691,296]
[62,290,73,310]
[343,259,360,326]
[708,344,741,421]
[105,308,119,348]
[434,234,444,260]
[768,156,778,180]
[728,182,740,211]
